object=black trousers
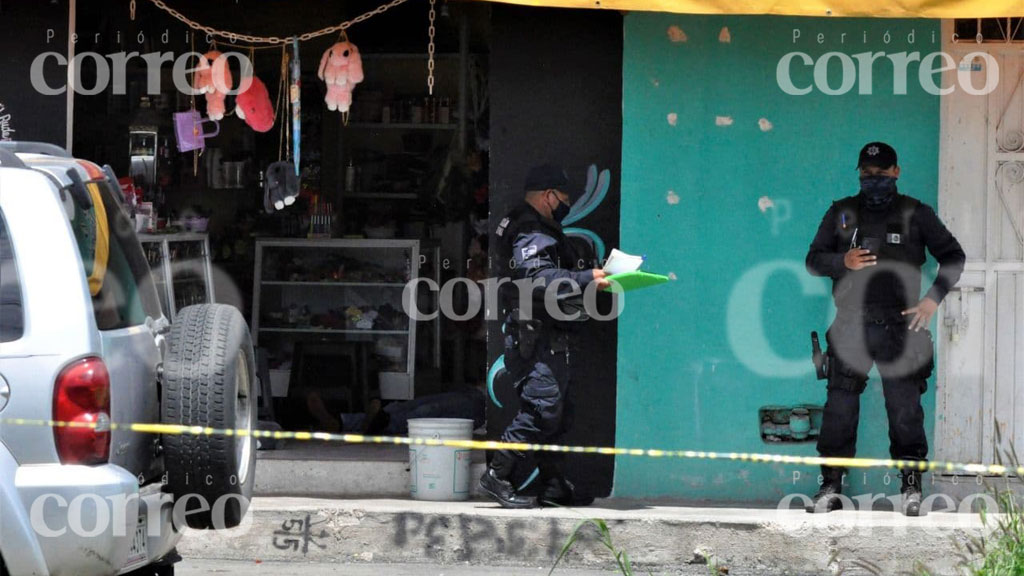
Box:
[498,327,573,482]
[817,314,934,463]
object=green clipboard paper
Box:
[602,271,671,293]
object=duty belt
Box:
[836,307,907,325]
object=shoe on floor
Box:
[806,466,845,514]
[901,469,926,517]
[539,478,594,508]
[479,468,537,509]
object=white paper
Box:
[603,248,645,275]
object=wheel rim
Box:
[235,354,254,485]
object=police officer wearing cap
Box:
[806,142,965,516]
[480,164,611,509]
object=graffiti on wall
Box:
[392,513,572,560]
[272,514,329,554]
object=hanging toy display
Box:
[290,38,302,176]
[235,76,275,133]
[318,35,364,114]
[265,161,299,213]
[193,50,232,121]
[265,47,299,213]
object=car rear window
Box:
[0,211,24,343]
[70,174,160,330]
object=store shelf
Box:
[143,232,211,243]
[346,123,457,131]
[253,239,421,400]
[344,193,418,201]
[139,233,214,321]
[261,281,407,287]
[260,328,409,335]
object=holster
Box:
[821,325,868,394]
[509,313,544,359]
[549,330,570,353]
[902,328,935,386]
[811,331,829,380]
[827,351,868,394]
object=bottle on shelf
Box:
[345,160,357,193]
[411,99,423,124]
[440,98,451,124]
[307,195,333,239]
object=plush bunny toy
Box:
[193,50,232,120]
[264,161,298,213]
[318,41,364,113]
[235,76,275,133]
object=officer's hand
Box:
[902,297,938,332]
[592,269,612,290]
[844,248,877,271]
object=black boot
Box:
[479,451,536,509]
[540,476,595,508]
[806,466,845,513]
[901,469,925,517]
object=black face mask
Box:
[860,175,898,210]
[550,193,572,223]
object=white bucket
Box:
[408,418,474,501]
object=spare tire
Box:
[162,304,257,529]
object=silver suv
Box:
[0,142,257,576]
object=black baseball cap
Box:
[524,164,570,192]
[857,142,898,169]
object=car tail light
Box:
[53,357,111,465]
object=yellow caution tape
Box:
[3,417,1023,476]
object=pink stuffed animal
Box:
[235,76,275,133]
[193,50,232,121]
[318,41,364,113]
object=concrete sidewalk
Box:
[177,497,990,575]
[177,559,669,575]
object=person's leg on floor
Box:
[534,343,591,507]
[875,322,932,516]
[809,319,871,513]
[304,389,341,432]
[483,359,563,509]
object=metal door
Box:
[937,24,1024,467]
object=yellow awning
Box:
[477,0,1023,18]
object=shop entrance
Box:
[69,0,493,482]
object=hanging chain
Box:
[146,0,410,46]
[427,0,436,96]
[190,31,200,177]
[277,46,289,162]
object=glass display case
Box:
[252,239,420,401]
[138,233,215,320]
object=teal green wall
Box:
[617,15,941,502]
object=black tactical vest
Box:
[831,193,925,313]
[494,203,592,326]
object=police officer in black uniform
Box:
[480,164,610,509]
[806,142,965,516]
